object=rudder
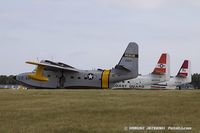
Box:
[177,60,191,78]
[152,53,170,76]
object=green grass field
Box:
[0,89,199,133]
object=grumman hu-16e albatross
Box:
[16,42,138,89]
[113,53,170,89]
[150,60,191,89]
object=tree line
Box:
[0,74,200,89]
[191,73,200,89]
[0,75,19,85]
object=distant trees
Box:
[0,75,19,85]
[191,73,200,89]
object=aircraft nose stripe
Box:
[101,70,110,89]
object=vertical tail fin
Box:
[152,53,170,76]
[177,60,191,78]
[115,42,138,77]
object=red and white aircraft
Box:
[150,60,191,89]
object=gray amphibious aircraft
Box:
[16,42,138,89]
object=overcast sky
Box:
[0,0,200,75]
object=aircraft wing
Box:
[25,60,79,81]
[26,61,79,72]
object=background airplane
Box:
[150,60,192,89]
[16,42,138,89]
[113,53,170,89]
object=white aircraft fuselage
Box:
[150,76,192,89]
[113,74,169,89]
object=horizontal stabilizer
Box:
[115,65,131,72]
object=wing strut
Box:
[28,65,48,81]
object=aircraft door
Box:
[59,70,65,88]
